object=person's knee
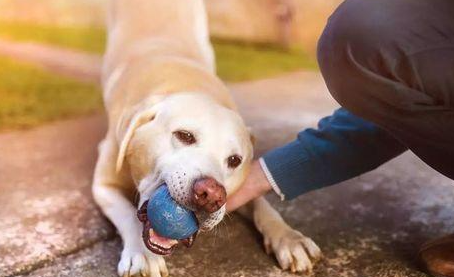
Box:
[319,0,402,54]
[318,0,400,69]
[317,0,401,110]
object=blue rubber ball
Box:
[147,185,198,240]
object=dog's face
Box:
[117,93,253,254]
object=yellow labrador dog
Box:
[92,0,321,276]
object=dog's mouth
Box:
[137,201,197,255]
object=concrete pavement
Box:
[1,70,453,277]
[0,39,101,83]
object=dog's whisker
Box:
[134,190,141,206]
[220,219,232,242]
[213,224,222,247]
[224,218,230,239]
[225,212,233,220]
[211,226,217,247]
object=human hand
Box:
[226,159,272,212]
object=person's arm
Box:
[227,108,407,211]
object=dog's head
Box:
[116,93,253,254]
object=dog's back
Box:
[103,0,215,85]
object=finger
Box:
[226,189,254,212]
[226,160,271,212]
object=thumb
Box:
[226,185,256,212]
[226,160,271,212]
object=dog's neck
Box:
[105,56,236,118]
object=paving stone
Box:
[17,239,120,277]
[0,115,113,276]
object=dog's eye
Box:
[173,130,196,145]
[227,155,242,168]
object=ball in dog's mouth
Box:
[138,201,198,255]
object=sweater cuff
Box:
[261,140,312,200]
[259,158,285,201]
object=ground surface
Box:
[1,55,453,276]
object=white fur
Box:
[92,140,169,277]
[192,0,215,73]
[252,197,322,272]
[102,62,125,101]
[92,0,321,276]
[129,93,252,229]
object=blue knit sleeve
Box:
[261,108,407,200]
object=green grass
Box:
[0,21,317,82]
[0,21,106,53]
[213,39,317,81]
[0,21,317,130]
[0,56,101,130]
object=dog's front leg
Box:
[238,196,322,273]
[92,138,168,277]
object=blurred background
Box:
[2,1,454,277]
[0,0,341,131]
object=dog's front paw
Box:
[118,247,168,277]
[264,225,322,273]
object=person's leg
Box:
[317,0,454,180]
[317,0,454,276]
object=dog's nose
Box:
[192,177,226,213]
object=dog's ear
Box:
[115,105,159,173]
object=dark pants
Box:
[317,0,454,179]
